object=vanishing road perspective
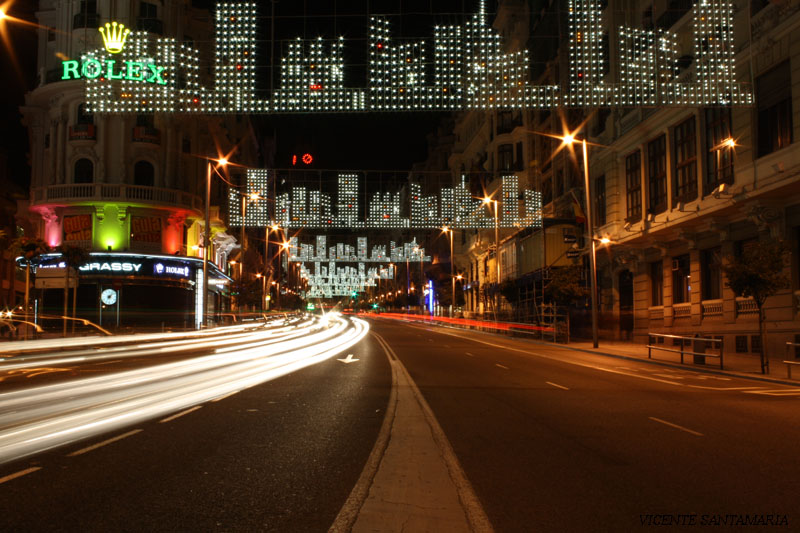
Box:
[2,314,799,531]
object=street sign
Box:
[566,250,581,259]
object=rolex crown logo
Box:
[99,21,130,54]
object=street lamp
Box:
[442,226,455,317]
[203,157,227,328]
[482,197,500,318]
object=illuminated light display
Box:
[99,21,131,54]
[229,171,542,229]
[79,1,751,114]
[290,237,431,298]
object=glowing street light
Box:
[203,157,228,329]
[482,196,500,317]
[442,226,455,317]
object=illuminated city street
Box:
[2,0,800,530]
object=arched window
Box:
[76,103,93,125]
[134,161,155,187]
[74,158,93,183]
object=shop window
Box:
[74,158,93,184]
[651,260,663,306]
[701,247,722,300]
[757,61,793,157]
[647,135,667,214]
[134,160,155,187]
[673,116,697,205]
[626,150,642,221]
[672,254,691,304]
[704,107,733,195]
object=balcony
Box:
[69,124,97,142]
[31,183,203,213]
[735,297,759,317]
[673,302,691,318]
[73,12,100,30]
[701,299,723,318]
[132,126,161,145]
[136,18,163,35]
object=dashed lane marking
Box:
[495,364,509,370]
[546,381,569,390]
[159,405,203,423]
[465,352,474,357]
[649,417,703,437]
[0,467,41,485]
[67,429,143,457]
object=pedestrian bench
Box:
[647,333,723,370]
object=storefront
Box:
[27,252,232,330]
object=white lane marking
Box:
[546,381,569,390]
[495,364,509,370]
[211,390,239,402]
[423,327,684,386]
[742,389,800,396]
[159,406,203,423]
[337,353,360,364]
[465,352,474,357]
[687,385,763,391]
[0,467,41,485]
[67,429,143,457]
[648,417,703,437]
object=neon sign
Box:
[80,262,143,273]
[61,21,167,85]
[80,1,751,114]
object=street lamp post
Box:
[482,197,500,318]
[203,157,227,328]
[442,226,455,317]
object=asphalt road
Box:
[370,319,800,531]
[2,318,800,531]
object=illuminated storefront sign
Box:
[154,263,190,278]
[63,214,93,242]
[61,21,166,85]
[80,262,142,273]
[131,216,162,243]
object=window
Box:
[701,247,722,300]
[140,1,157,18]
[555,169,564,198]
[704,108,733,195]
[594,175,606,227]
[757,61,793,157]
[74,159,93,184]
[515,142,523,171]
[134,161,155,187]
[542,176,553,205]
[672,254,691,304]
[76,103,93,125]
[647,135,667,214]
[651,260,663,306]
[625,150,642,221]
[136,114,154,128]
[498,144,514,171]
[673,116,697,204]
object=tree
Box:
[544,266,588,307]
[58,244,90,335]
[722,238,789,374]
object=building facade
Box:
[20,0,256,329]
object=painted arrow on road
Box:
[337,354,359,364]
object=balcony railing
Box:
[735,297,759,317]
[69,124,97,141]
[132,126,161,145]
[31,183,203,212]
[701,299,723,317]
[673,302,691,318]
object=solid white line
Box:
[0,467,41,485]
[159,405,203,423]
[495,364,509,370]
[546,381,569,390]
[648,417,703,437]
[67,429,143,457]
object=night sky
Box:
[1,0,495,188]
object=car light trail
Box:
[0,314,368,465]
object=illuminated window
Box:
[704,108,733,195]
